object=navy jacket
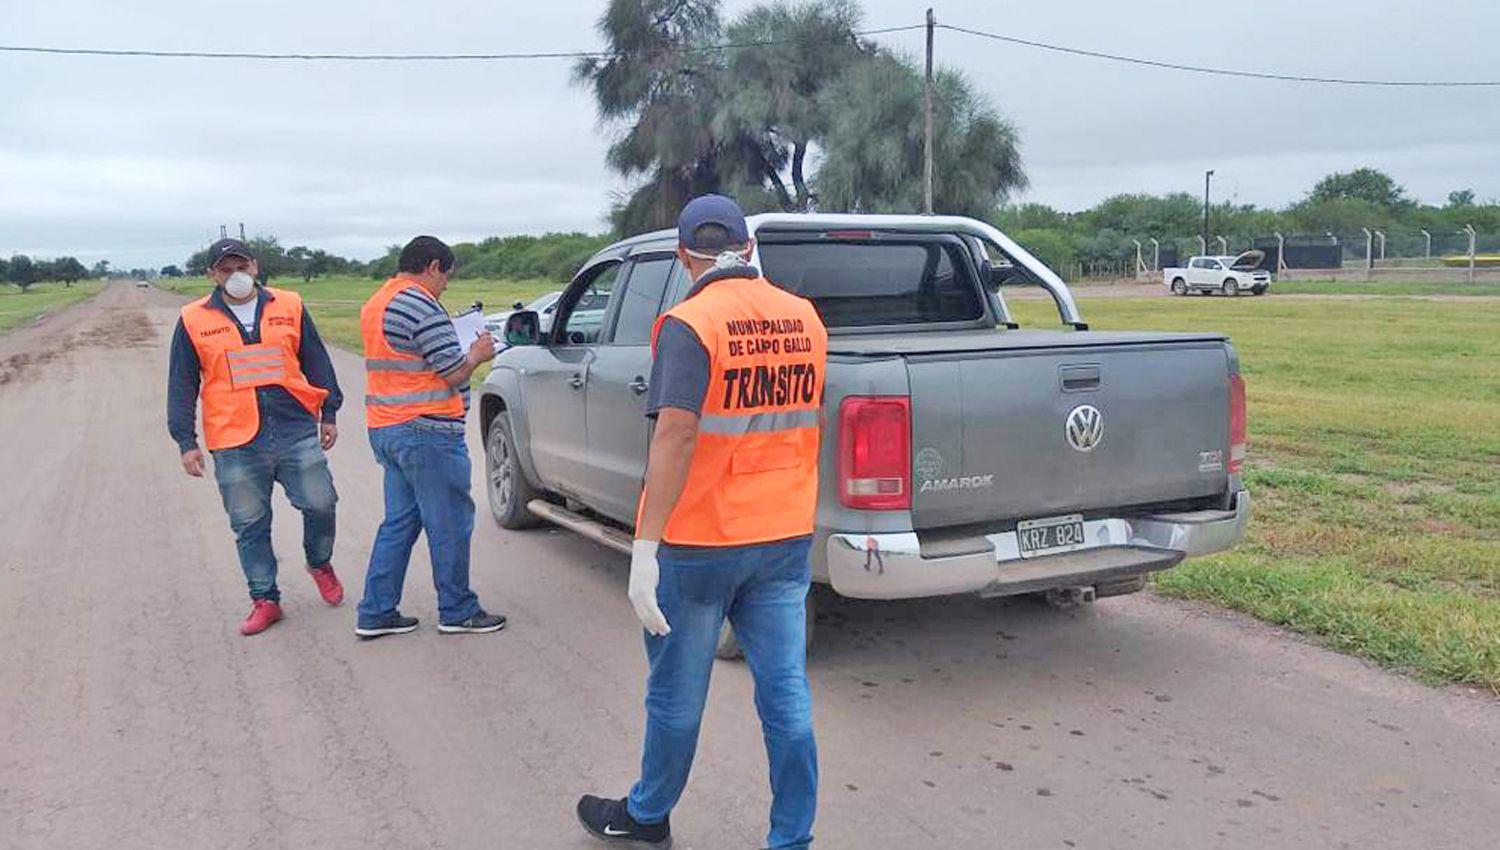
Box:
[167,286,343,453]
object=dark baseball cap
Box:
[677,194,749,251]
[207,238,255,267]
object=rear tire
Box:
[1221,279,1238,296]
[486,413,542,529]
[1170,278,1187,296]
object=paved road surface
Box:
[2,283,1496,849]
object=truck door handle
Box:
[567,373,585,389]
[628,377,649,395]
[1060,365,1100,392]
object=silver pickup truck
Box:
[479,214,1249,648]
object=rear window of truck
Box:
[758,239,985,328]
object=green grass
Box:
[1273,279,1500,296]
[1009,294,1500,691]
[0,281,106,334]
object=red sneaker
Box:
[240,599,284,636]
[308,564,344,606]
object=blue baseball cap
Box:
[677,194,749,250]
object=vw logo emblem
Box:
[1065,405,1104,452]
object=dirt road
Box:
[2,282,1496,849]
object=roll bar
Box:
[745,213,1088,330]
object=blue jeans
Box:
[628,536,818,850]
[211,427,338,603]
[357,420,481,628]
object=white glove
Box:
[628,539,671,637]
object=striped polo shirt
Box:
[381,285,469,430]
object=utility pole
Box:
[923,8,936,214]
[1202,170,1214,257]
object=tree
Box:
[1447,189,1476,208]
[7,255,38,292]
[722,0,869,210]
[160,265,183,278]
[49,257,88,286]
[1308,168,1411,209]
[814,56,1025,217]
[90,260,110,278]
[574,0,733,235]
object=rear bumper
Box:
[825,490,1250,600]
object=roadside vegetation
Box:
[1009,293,1500,691]
[0,281,106,335]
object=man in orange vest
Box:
[578,196,828,850]
[167,238,345,636]
[354,236,505,639]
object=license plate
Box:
[1015,514,1087,558]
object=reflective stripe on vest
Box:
[641,275,828,547]
[359,278,467,428]
[180,288,329,451]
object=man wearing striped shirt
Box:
[354,236,506,639]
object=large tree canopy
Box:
[577,0,1027,235]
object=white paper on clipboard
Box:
[449,308,489,349]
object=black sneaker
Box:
[355,612,419,640]
[576,796,671,848]
[437,610,506,635]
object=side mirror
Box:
[511,300,524,310]
[504,310,542,346]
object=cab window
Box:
[609,256,675,345]
[556,262,620,345]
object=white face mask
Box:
[223,270,255,300]
[684,246,752,273]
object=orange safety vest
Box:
[360,277,466,429]
[180,288,329,451]
[643,275,829,547]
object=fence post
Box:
[1465,224,1477,285]
[1197,235,1206,255]
[1420,229,1432,259]
[1149,238,1160,272]
[1362,227,1374,280]
[1274,231,1287,279]
[1215,235,1228,254]
[1375,230,1386,261]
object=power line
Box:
[937,23,1500,87]
[2,21,1496,87]
[0,25,923,62]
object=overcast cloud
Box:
[3,0,1497,268]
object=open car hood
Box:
[1230,249,1266,271]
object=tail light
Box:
[1229,373,1247,474]
[838,396,911,510]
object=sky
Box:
[3,0,1497,269]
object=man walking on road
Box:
[354,236,505,639]
[167,238,345,636]
[578,196,829,850]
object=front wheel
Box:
[1221,279,1238,296]
[1251,284,1268,296]
[486,413,542,529]
[1170,278,1187,296]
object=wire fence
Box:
[1056,225,1499,283]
